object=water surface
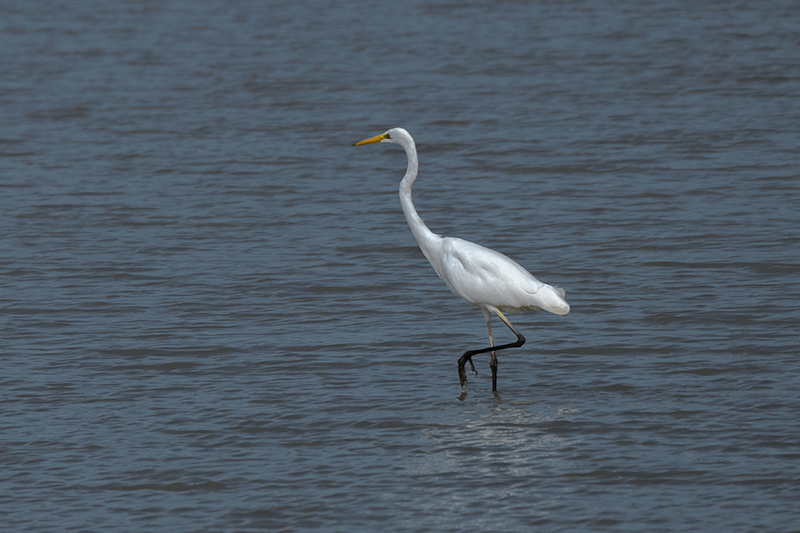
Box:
[2,1,799,531]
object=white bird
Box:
[354,128,569,391]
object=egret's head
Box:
[354,127,411,147]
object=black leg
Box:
[458,310,525,391]
[490,352,498,391]
[457,353,478,389]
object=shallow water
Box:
[2,1,799,531]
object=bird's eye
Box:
[384,133,392,139]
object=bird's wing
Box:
[435,238,541,308]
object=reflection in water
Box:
[416,400,578,478]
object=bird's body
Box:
[355,127,569,391]
[425,235,569,316]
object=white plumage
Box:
[433,236,569,316]
[355,127,569,391]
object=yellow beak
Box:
[354,133,388,146]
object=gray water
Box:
[2,1,799,531]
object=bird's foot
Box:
[457,353,478,388]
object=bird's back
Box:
[421,236,569,316]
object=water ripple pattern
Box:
[1,1,798,531]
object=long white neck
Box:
[398,140,440,253]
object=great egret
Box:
[354,128,569,391]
